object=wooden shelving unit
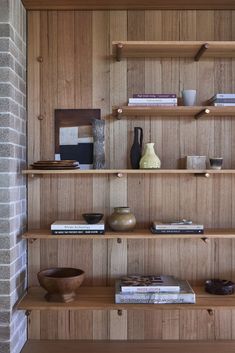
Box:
[23,228,235,240]
[21,340,235,353]
[112,41,235,61]
[22,169,235,176]
[17,286,235,311]
[112,106,235,119]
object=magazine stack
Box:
[115,275,195,304]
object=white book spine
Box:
[129,98,177,103]
[213,94,235,99]
[51,224,105,230]
[121,286,180,293]
[213,103,235,106]
[115,293,195,304]
[128,103,177,106]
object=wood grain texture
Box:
[22,0,235,10]
[27,9,235,341]
[21,340,235,353]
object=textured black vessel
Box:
[205,279,235,295]
[130,127,143,169]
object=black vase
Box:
[130,127,143,169]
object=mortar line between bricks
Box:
[0,82,26,97]
[0,97,26,110]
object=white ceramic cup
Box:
[182,90,197,106]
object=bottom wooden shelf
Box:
[21,340,235,353]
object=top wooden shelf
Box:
[22,1,235,11]
[112,41,235,61]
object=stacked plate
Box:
[31,160,80,170]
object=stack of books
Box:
[115,275,195,304]
[128,94,177,106]
[151,220,204,234]
[208,93,235,106]
[51,220,105,235]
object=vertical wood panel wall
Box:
[27,10,235,340]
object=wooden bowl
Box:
[37,267,85,303]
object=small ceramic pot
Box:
[209,157,223,170]
[139,143,161,169]
[108,207,136,232]
[182,89,197,106]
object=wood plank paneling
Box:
[27,9,235,341]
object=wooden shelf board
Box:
[22,169,235,175]
[23,228,235,240]
[17,286,235,311]
[113,106,235,117]
[112,41,235,59]
[21,340,235,353]
[22,1,235,11]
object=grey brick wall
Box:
[0,1,27,353]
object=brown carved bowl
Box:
[37,267,85,303]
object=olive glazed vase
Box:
[139,143,161,169]
[108,207,136,231]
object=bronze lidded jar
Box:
[108,207,136,231]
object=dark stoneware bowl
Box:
[82,213,103,224]
[37,267,85,303]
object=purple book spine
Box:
[133,94,177,98]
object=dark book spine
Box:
[133,94,177,98]
[151,228,204,234]
[52,230,105,235]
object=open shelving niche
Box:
[22,37,235,352]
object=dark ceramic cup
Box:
[209,157,223,170]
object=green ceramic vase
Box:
[108,207,136,231]
[139,143,161,169]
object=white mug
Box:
[182,90,197,106]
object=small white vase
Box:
[139,143,161,169]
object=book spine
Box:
[213,94,235,99]
[151,229,204,234]
[128,103,177,106]
[133,94,177,98]
[153,225,204,230]
[121,286,180,293]
[211,99,235,103]
[212,103,235,106]
[115,294,195,304]
[51,225,105,230]
[129,98,177,103]
[52,230,105,235]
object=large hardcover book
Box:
[51,220,105,230]
[115,279,195,304]
[128,103,177,106]
[52,230,105,235]
[152,222,204,230]
[118,275,180,293]
[213,103,235,106]
[129,98,177,104]
[151,228,204,234]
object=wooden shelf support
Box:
[194,43,209,61]
[207,309,213,316]
[195,108,210,119]
[194,173,210,178]
[201,237,209,244]
[117,238,122,244]
[116,172,124,178]
[116,43,123,62]
[28,238,37,244]
[117,309,123,316]
[113,108,123,119]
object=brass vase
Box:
[139,142,161,169]
[108,207,136,231]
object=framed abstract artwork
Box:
[55,109,101,169]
